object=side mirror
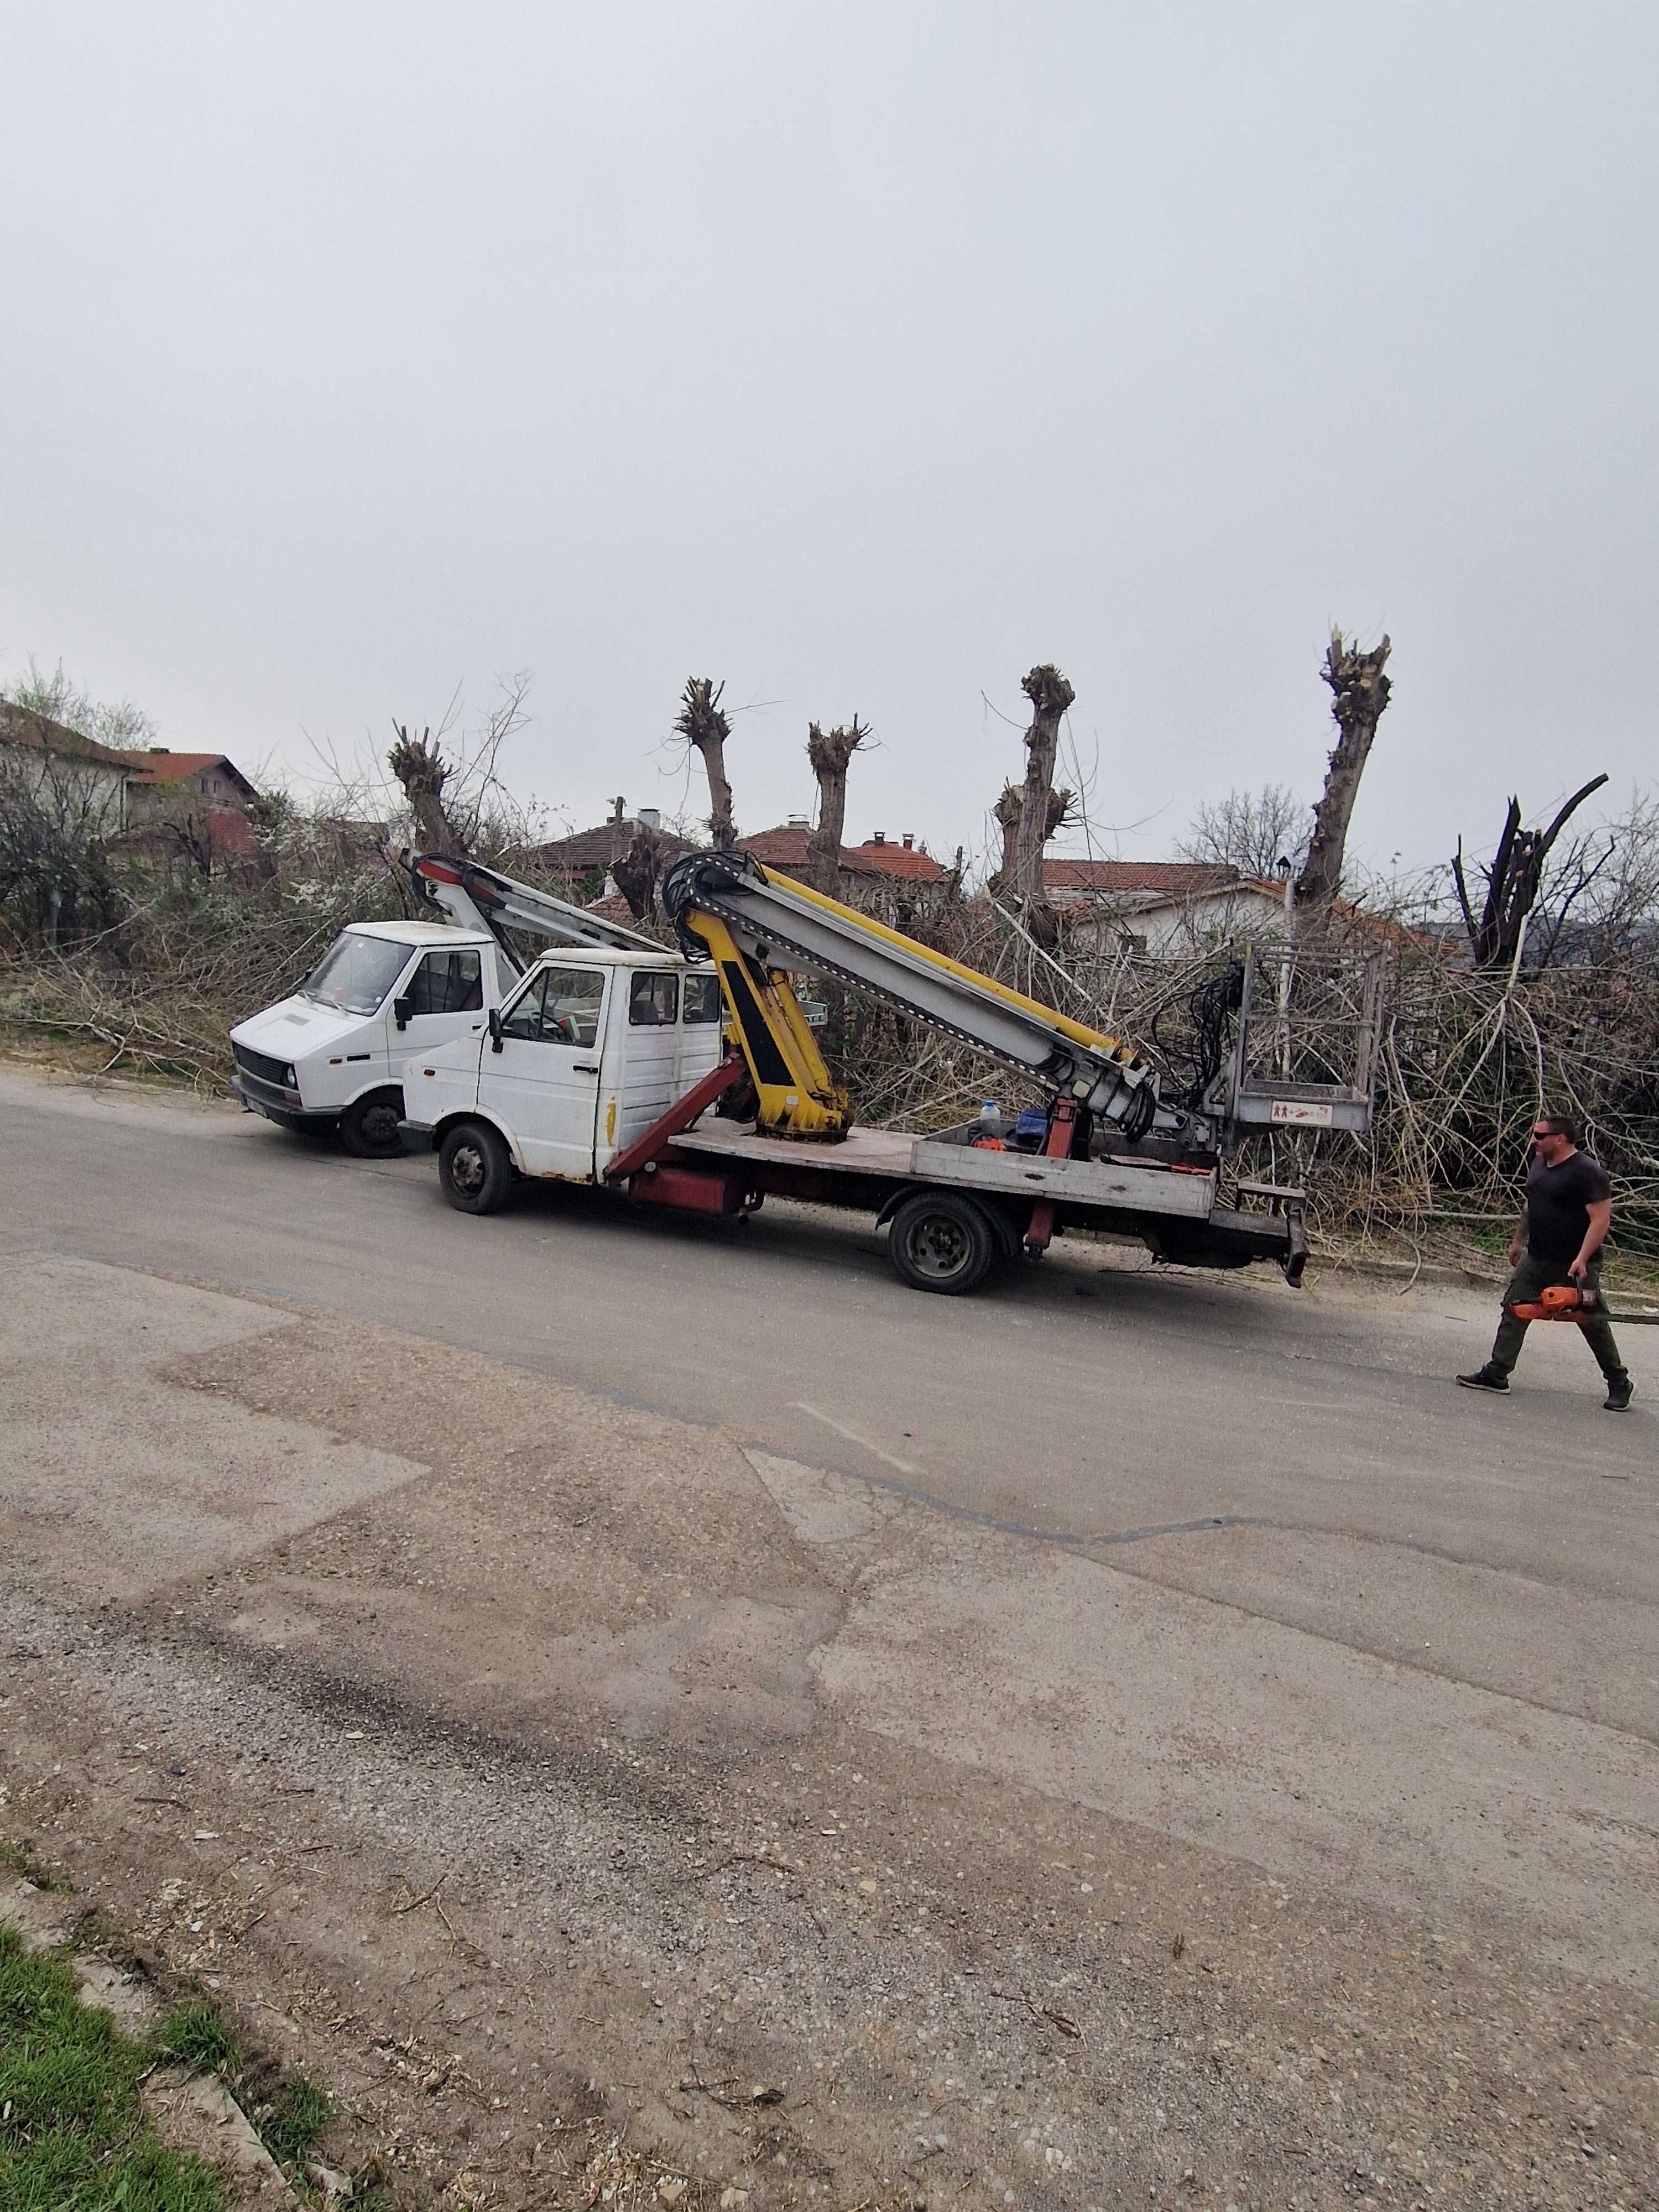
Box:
[488,1008,504,1054]
[392,996,412,1031]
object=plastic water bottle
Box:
[977,1099,1003,1138]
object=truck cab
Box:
[401,948,725,1204]
[230,920,517,1156]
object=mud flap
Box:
[1282,1204,1309,1286]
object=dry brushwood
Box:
[675,678,735,849]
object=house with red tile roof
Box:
[740,819,949,884]
[0,701,138,832]
[526,800,697,889]
[1040,857,1287,953]
[124,748,260,862]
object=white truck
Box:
[400,947,727,1204]
[395,849,1385,1296]
[228,857,658,1156]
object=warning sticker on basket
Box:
[1269,1098,1334,1127]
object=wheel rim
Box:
[450,1141,487,1196]
[361,1102,401,1147]
[907,1212,971,1281]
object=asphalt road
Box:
[6,1066,1656,1758]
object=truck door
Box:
[479,963,608,1178]
[394,945,487,1069]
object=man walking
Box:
[1459,1116,1632,1408]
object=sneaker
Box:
[1604,1377,1634,1412]
[1457,1366,1510,1394]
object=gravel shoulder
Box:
[3,1247,1656,2210]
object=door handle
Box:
[572,1062,599,1074]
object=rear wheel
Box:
[439,1119,512,1214]
[886,1190,997,1295]
[340,1088,405,1158]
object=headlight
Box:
[281,1064,298,1087]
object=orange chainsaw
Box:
[1507,1283,1659,1324]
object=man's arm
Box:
[1509,1207,1527,1268]
[1572,1197,1613,1282]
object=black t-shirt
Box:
[1525,1150,1611,1265]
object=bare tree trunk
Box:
[612,825,664,921]
[388,723,470,854]
[1452,774,1608,971]
[1013,664,1075,946]
[806,717,869,896]
[1294,632,1392,917]
[675,678,735,849]
[989,784,1022,895]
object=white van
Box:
[401,948,725,1202]
[230,920,518,1155]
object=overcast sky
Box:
[4,1,1654,878]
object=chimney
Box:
[638,807,660,831]
[787,814,809,828]
[902,832,914,850]
[612,795,625,823]
[872,830,885,845]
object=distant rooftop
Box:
[1042,859,1244,896]
[742,823,948,883]
[528,804,696,874]
[0,700,137,771]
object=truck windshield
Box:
[300,933,414,1016]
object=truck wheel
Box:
[439,1120,512,1214]
[886,1191,996,1295]
[340,1088,405,1158]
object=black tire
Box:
[340,1088,406,1159]
[438,1119,513,1215]
[886,1190,997,1296]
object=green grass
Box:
[250,2069,331,2172]
[158,2008,238,2080]
[0,1927,224,2212]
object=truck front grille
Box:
[233,1042,291,1087]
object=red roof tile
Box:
[740,825,947,881]
[1042,859,1243,896]
[129,750,257,795]
[528,816,697,871]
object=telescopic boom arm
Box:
[402,851,661,967]
[661,850,1185,1144]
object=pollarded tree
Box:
[806,717,870,896]
[675,678,736,849]
[1294,630,1392,921]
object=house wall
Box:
[1068,885,1288,955]
[0,741,129,833]
[128,767,248,819]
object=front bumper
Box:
[231,1073,335,1134]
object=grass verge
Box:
[0,1925,224,2211]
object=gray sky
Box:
[4,1,1654,879]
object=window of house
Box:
[404,947,483,1016]
[628,971,680,1026]
[682,973,722,1024]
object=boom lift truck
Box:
[399,847,1383,1297]
[228,855,660,1154]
